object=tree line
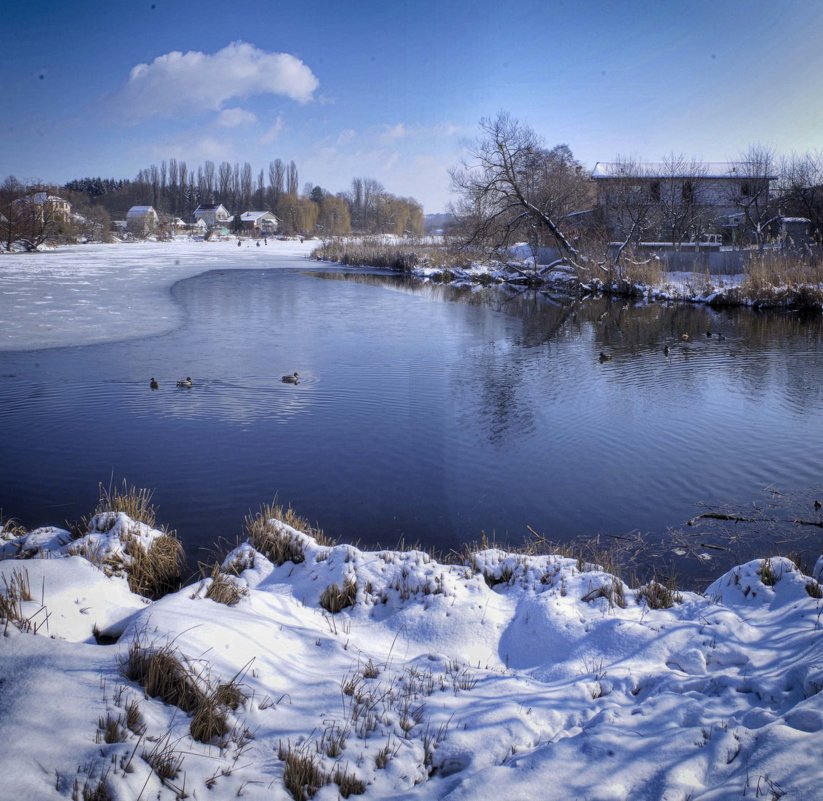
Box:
[63,158,424,237]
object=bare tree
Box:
[450,113,584,271]
[598,157,660,271]
[780,150,823,241]
[729,145,780,249]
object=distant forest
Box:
[62,157,424,237]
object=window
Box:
[649,181,661,202]
[741,182,751,197]
[681,180,695,203]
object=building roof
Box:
[240,211,277,222]
[126,205,156,217]
[591,162,778,180]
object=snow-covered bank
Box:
[2,515,823,800]
[0,238,317,351]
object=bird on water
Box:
[282,372,300,384]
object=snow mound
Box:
[2,516,823,800]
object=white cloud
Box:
[380,123,408,142]
[337,128,358,146]
[260,113,285,144]
[113,41,319,122]
[217,107,258,128]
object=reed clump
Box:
[313,237,474,272]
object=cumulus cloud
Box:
[217,107,258,128]
[113,41,319,121]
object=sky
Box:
[2,0,823,213]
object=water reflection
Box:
[2,268,823,587]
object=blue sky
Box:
[3,0,823,212]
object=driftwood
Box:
[689,511,823,529]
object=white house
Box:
[239,210,279,235]
[193,203,232,228]
[14,192,72,223]
[126,205,159,236]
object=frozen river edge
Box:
[0,238,318,352]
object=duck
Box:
[282,372,300,384]
[663,345,670,356]
[680,333,690,341]
[149,377,159,390]
[598,352,612,363]
[176,377,193,388]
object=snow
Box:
[2,515,822,800]
[0,237,318,351]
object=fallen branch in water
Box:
[688,512,771,526]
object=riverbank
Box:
[2,504,822,800]
[312,238,823,312]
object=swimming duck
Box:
[149,377,159,390]
[663,345,670,356]
[282,372,300,384]
[680,333,690,341]
[176,377,193,388]
[598,352,612,363]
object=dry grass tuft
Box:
[759,557,781,587]
[96,713,127,744]
[332,764,366,797]
[245,501,334,565]
[1,567,33,632]
[142,732,184,780]
[278,740,330,801]
[1,516,28,540]
[582,578,627,609]
[805,581,823,599]
[203,563,247,606]
[123,637,204,713]
[124,634,248,744]
[77,777,113,801]
[319,578,357,613]
[93,481,157,527]
[636,577,683,609]
[124,533,184,600]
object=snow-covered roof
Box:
[126,205,156,217]
[240,211,277,222]
[591,161,778,180]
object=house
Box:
[14,192,72,223]
[193,203,232,228]
[239,211,279,235]
[591,162,778,244]
[126,205,159,236]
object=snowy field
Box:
[0,238,318,351]
[2,514,823,800]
